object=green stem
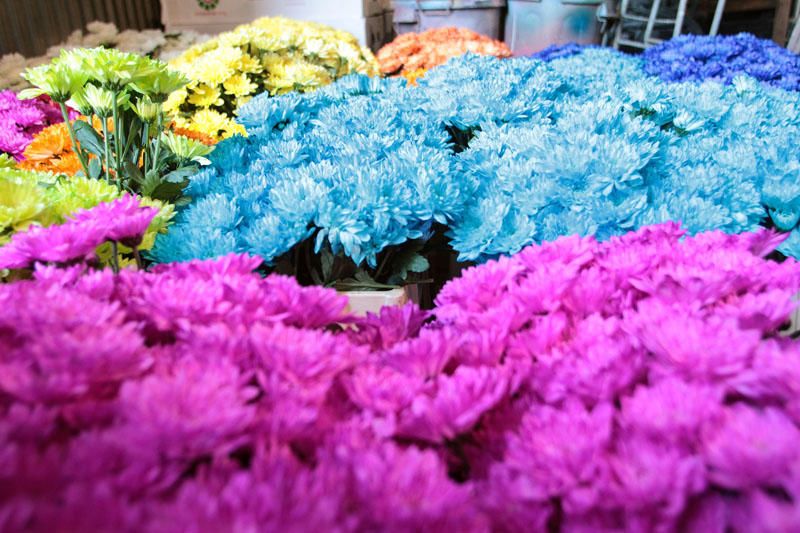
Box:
[151,111,164,174]
[132,246,144,270]
[59,103,90,177]
[141,122,150,171]
[111,94,124,187]
[101,119,112,186]
[110,241,120,274]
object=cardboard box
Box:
[163,0,387,30]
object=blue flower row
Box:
[152,46,800,267]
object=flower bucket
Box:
[342,286,416,316]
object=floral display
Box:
[0,195,158,271]
[529,42,600,61]
[165,17,379,140]
[643,33,800,90]
[0,167,173,263]
[2,224,800,530]
[20,47,216,204]
[376,27,511,82]
[0,21,209,92]
[0,91,72,160]
[157,49,800,272]
[150,75,462,289]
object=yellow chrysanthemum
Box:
[187,83,224,108]
[187,109,245,140]
[167,16,379,140]
[223,74,257,97]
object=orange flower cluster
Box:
[18,122,84,175]
[376,27,511,82]
[18,120,216,176]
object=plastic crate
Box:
[505,0,601,55]
[391,0,507,40]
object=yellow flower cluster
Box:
[165,17,379,140]
[0,168,173,254]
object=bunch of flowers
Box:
[0,167,173,265]
[21,47,216,204]
[3,224,800,530]
[165,17,379,140]
[159,50,800,274]
[643,33,800,90]
[418,52,800,262]
[0,21,209,92]
[376,27,511,83]
[151,75,468,289]
[0,90,71,160]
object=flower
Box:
[0,194,166,269]
[377,27,511,81]
[165,17,379,140]
[0,91,68,160]
[2,226,800,527]
[69,195,159,247]
[643,33,800,90]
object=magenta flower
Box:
[0,220,109,269]
[0,91,68,160]
[0,196,158,270]
[1,224,800,529]
[69,194,158,247]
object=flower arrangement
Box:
[151,75,467,290]
[164,17,379,140]
[0,167,173,267]
[3,224,800,530]
[0,90,72,160]
[0,21,209,92]
[421,52,800,261]
[157,50,800,276]
[21,47,214,204]
[376,27,511,83]
[643,33,800,90]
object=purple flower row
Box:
[2,204,800,530]
[643,33,800,90]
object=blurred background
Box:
[0,0,797,57]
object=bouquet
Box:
[3,222,800,530]
[643,33,800,90]
[376,27,511,83]
[0,167,173,268]
[151,75,466,290]
[21,47,214,204]
[165,17,379,140]
[157,50,800,278]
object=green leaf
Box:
[141,169,161,197]
[320,248,334,282]
[354,269,376,284]
[124,160,144,184]
[150,182,185,203]
[173,196,192,207]
[87,157,102,180]
[161,166,198,184]
[123,119,143,163]
[72,120,106,159]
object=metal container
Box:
[505,0,601,55]
[0,0,160,57]
[391,0,507,40]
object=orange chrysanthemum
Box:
[18,118,213,176]
[171,126,217,146]
[18,122,83,175]
[377,27,512,78]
